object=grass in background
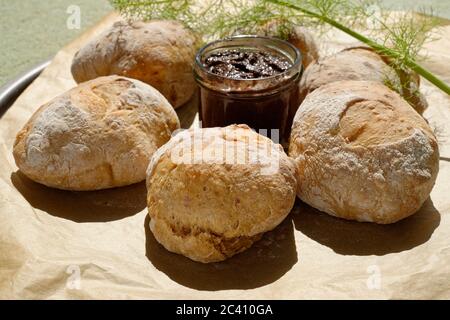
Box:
[0,0,111,86]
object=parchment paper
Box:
[1,12,449,299]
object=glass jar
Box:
[193,35,303,144]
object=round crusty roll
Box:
[13,75,180,191]
[289,81,439,224]
[299,47,427,114]
[299,47,395,100]
[71,20,198,108]
[260,23,319,69]
[288,26,319,69]
[146,125,297,263]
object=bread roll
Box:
[71,20,198,108]
[300,47,394,99]
[289,81,439,224]
[299,47,427,114]
[288,26,319,68]
[13,76,180,191]
[146,125,297,263]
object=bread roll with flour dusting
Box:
[299,48,396,101]
[289,81,439,224]
[299,47,428,114]
[13,75,180,191]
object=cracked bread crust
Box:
[13,75,180,191]
[289,81,439,224]
[149,218,263,262]
[71,20,198,108]
[146,125,297,263]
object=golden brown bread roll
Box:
[289,81,439,224]
[288,26,319,69]
[257,22,319,69]
[71,20,198,108]
[13,76,180,191]
[146,125,297,263]
[299,47,427,114]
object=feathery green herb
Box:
[110,0,450,96]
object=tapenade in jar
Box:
[194,36,303,144]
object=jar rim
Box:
[194,35,302,82]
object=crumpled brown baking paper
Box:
[1,13,449,299]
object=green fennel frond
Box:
[109,0,450,96]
